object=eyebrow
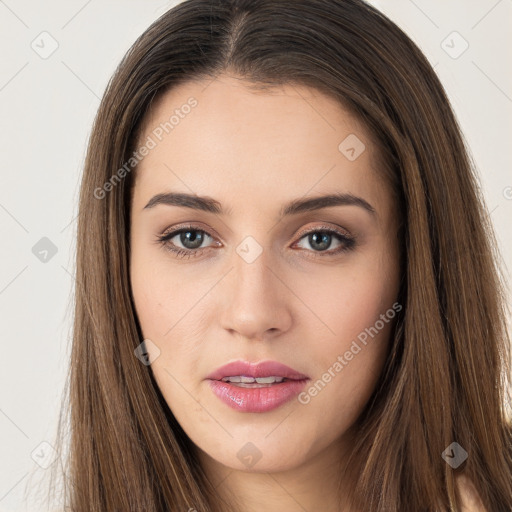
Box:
[143,191,376,218]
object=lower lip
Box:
[207,379,309,412]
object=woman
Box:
[50,0,512,510]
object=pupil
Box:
[181,230,203,249]
[310,232,331,251]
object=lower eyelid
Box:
[157,226,355,256]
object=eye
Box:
[156,224,356,259]
[156,224,218,259]
[292,225,356,257]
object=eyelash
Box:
[155,223,356,260]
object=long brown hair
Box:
[48,0,512,510]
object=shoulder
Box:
[455,474,488,512]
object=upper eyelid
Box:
[159,223,219,243]
[159,223,352,246]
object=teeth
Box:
[221,375,285,384]
[255,376,285,384]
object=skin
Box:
[129,73,401,511]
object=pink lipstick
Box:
[205,360,310,413]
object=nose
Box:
[219,246,293,342]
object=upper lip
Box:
[206,360,309,381]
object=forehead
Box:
[137,74,373,157]
[132,74,390,219]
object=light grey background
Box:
[0,1,511,510]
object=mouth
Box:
[218,375,302,388]
[205,359,310,412]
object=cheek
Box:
[295,249,398,348]
[296,303,395,445]
[130,240,188,339]
[305,276,394,388]
[130,244,213,389]
[131,270,216,352]
[293,252,398,414]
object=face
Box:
[129,74,400,478]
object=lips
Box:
[205,360,309,382]
[205,360,310,413]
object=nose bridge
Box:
[235,238,273,293]
[232,236,279,305]
[219,236,291,338]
